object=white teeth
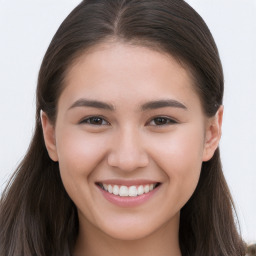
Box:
[137,185,144,195]
[101,183,158,197]
[119,186,129,197]
[107,184,113,194]
[128,186,137,197]
[144,185,150,193]
[113,185,119,195]
[103,184,108,191]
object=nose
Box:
[107,128,149,172]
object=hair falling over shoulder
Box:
[0,0,246,255]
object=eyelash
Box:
[147,116,178,126]
[79,116,110,126]
[79,116,178,126]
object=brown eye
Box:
[149,117,177,126]
[80,116,109,125]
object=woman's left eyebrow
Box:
[140,99,187,111]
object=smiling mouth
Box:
[96,182,161,197]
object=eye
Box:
[80,116,110,126]
[148,117,177,126]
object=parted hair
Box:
[0,0,246,255]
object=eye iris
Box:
[90,117,103,125]
[154,117,167,125]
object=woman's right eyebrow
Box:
[68,98,115,111]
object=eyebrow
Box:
[68,99,115,111]
[141,99,187,111]
[68,98,187,111]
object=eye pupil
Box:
[90,117,103,124]
[154,117,167,125]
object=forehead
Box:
[60,42,200,110]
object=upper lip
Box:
[96,179,160,186]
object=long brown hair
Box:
[0,1,246,255]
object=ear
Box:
[40,110,59,162]
[202,106,224,162]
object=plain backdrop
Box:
[0,0,255,243]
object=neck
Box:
[73,213,182,256]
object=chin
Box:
[102,225,155,241]
[95,212,178,241]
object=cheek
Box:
[149,125,205,164]
[147,125,204,201]
[55,127,108,180]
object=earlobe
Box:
[40,110,59,162]
[202,106,224,162]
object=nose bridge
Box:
[107,125,149,171]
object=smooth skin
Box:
[41,41,223,256]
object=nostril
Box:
[107,151,149,171]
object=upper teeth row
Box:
[101,183,157,197]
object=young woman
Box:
[0,0,246,255]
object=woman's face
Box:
[42,42,221,241]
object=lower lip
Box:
[98,185,161,207]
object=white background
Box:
[0,0,255,243]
